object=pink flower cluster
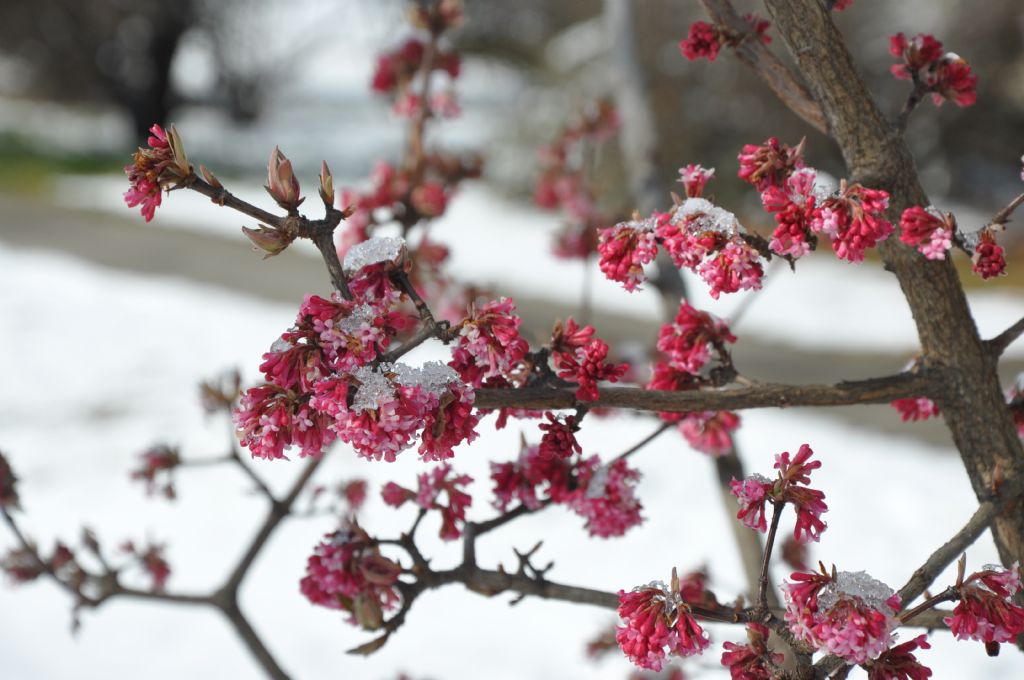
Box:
[868,634,932,680]
[730,443,827,542]
[679,16,770,62]
[616,571,710,671]
[783,567,901,664]
[899,206,954,260]
[970,229,1007,279]
[537,412,582,460]
[657,302,736,375]
[550,318,629,401]
[657,195,764,298]
[597,216,659,292]
[120,540,171,592]
[382,463,472,540]
[890,33,978,107]
[123,124,188,222]
[490,444,643,538]
[747,138,894,262]
[130,444,181,499]
[300,522,402,629]
[720,622,784,679]
[371,37,461,117]
[891,397,940,422]
[945,563,1024,649]
[449,297,529,387]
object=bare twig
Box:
[989,192,1024,229]
[758,502,784,611]
[988,316,1024,357]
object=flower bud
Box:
[319,160,335,208]
[265,146,303,211]
[242,224,294,259]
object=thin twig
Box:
[758,502,784,611]
[988,316,1024,357]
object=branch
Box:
[989,191,1024,230]
[897,500,998,605]
[698,0,827,134]
[183,175,284,228]
[474,370,934,413]
[988,316,1024,357]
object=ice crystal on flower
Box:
[392,360,460,395]
[672,198,745,236]
[337,303,378,334]
[342,236,406,273]
[350,365,397,412]
[818,571,896,613]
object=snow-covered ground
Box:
[2,238,1024,679]
[58,173,1024,359]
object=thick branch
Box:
[698,0,827,133]
[762,0,1024,573]
[474,370,933,413]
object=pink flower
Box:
[411,181,448,217]
[679,411,740,457]
[300,522,401,629]
[381,481,413,508]
[130,444,181,499]
[891,397,940,422]
[656,302,735,375]
[490,443,575,511]
[762,168,820,258]
[597,217,659,292]
[738,137,805,191]
[616,571,710,671]
[414,464,473,540]
[550,318,628,401]
[899,206,954,260]
[537,412,582,460]
[121,540,171,592]
[234,384,335,460]
[889,33,944,80]
[832,0,854,10]
[889,33,977,107]
[680,22,723,62]
[570,457,643,538]
[678,164,715,198]
[696,239,765,298]
[647,361,700,423]
[812,182,894,262]
[124,124,186,222]
[945,563,1024,648]
[868,634,932,680]
[731,444,828,542]
[930,55,977,107]
[721,623,784,679]
[971,229,1006,279]
[449,297,529,387]
[417,381,480,461]
[783,568,900,664]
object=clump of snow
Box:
[342,236,406,273]
[818,570,896,612]
[671,197,744,236]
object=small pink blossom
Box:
[656,302,735,375]
[234,384,335,460]
[899,206,954,260]
[945,563,1024,649]
[678,164,715,198]
[550,318,628,401]
[971,229,1007,279]
[597,217,659,292]
[737,137,805,192]
[891,397,940,422]
[616,571,711,671]
[721,622,784,679]
[868,634,932,680]
[537,412,582,460]
[679,411,740,457]
[413,464,473,540]
[570,457,643,538]
[812,183,894,262]
[449,297,529,387]
[680,22,723,62]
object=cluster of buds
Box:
[966,227,1007,280]
[730,444,828,543]
[382,463,472,540]
[448,297,529,387]
[129,443,181,499]
[783,566,901,664]
[720,623,784,679]
[899,206,956,260]
[490,442,643,538]
[890,33,978,107]
[615,568,712,671]
[123,124,191,222]
[119,540,172,592]
[944,561,1024,652]
[2,541,81,586]
[300,521,402,629]
[644,302,741,456]
[678,15,771,62]
[550,317,629,401]
[747,138,894,263]
[890,359,940,422]
[534,99,620,260]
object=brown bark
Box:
[761,0,1024,566]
